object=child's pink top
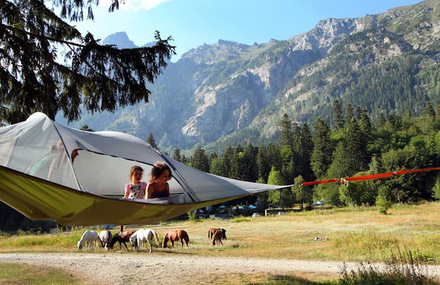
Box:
[124,182,147,199]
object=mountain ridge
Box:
[63,0,440,154]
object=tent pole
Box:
[159,154,199,202]
[120,225,124,232]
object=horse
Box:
[77,230,99,250]
[208,228,226,239]
[109,230,136,251]
[98,230,112,249]
[129,229,160,253]
[212,228,227,246]
[162,229,189,248]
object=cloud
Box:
[101,0,171,11]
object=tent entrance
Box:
[72,150,187,201]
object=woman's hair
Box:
[129,165,144,178]
[150,161,172,181]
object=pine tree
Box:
[299,123,315,181]
[267,143,282,172]
[333,100,344,129]
[257,145,271,183]
[358,108,373,142]
[280,114,294,147]
[280,114,295,184]
[344,104,354,129]
[223,146,234,178]
[377,112,387,127]
[191,147,209,172]
[0,1,175,123]
[422,101,436,118]
[326,141,352,178]
[345,117,369,172]
[172,148,182,162]
[243,143,258,182]
[311,118,333,179]
[147,132,158,150]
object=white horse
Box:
[130,229,160,253]
[77,230,99,250]
[98,230,112,250]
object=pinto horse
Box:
[210,228,227,246]
[98,230,112,249]
[110,230,135,251]
[162,230,189,248]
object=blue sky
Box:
[72,0,423,61]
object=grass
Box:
[1,202,440,284]
[0,263,80,285]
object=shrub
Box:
[376,195,392,214]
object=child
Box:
[124,165,147,199]
[145,161,172,199]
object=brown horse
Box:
[162,230,189,248]
[110,230,135,251]
[208,228,226,239]
[211,228,227,246]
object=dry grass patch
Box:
[1,202,440,263]
[0,262,80,285]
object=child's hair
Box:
[150,161,172,181]
[129,165,144,178]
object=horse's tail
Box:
[97,235,104,247]
[183,231,190,246]
[153,230,160,245]
[208,229,211,238]
[109,234,118,248]
[162,233,168,248]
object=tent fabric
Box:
[0,113,288,225]
[0,166,243,225]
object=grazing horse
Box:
[162,230,189,248]
[98,230,112,249]
[208,228,226,239]
[130,229,160,253]
[212,228,227,246]
[77,230,99,250]
[110,230,135,251]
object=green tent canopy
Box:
[0,113,287,225]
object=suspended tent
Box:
[0,113,290,226]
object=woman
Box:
[145,161,172,199]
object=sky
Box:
[72,0,423,62]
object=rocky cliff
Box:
[66,0,440,153]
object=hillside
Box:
[64,0,440,153]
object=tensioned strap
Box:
[301,167,440,186]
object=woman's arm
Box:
[123,184,130,199]
[145,182,154,199]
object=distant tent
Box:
[313,201,325,206]
[0,113,290,225]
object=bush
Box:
[376,195,392,214]
[187,210,198,221]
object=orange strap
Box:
[301,167,440,186]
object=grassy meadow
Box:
[1,202,440,284]
[1,202,440,262]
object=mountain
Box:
[102,32,137,48]
[65,0,440,154]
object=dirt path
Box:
[0,252,352,284]
[2,252,440,284]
